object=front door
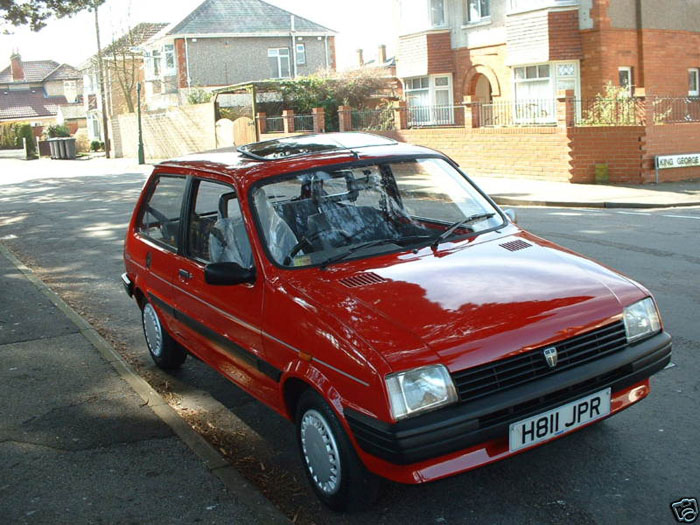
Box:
[171,176,278,403]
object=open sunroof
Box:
[237,133,398,161]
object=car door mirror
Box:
[205,262,256,286]
[504,209,518,224]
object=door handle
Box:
[178,269,192,280]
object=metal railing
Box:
[653,97,700,124]
[294,115,314,132]
[478,99,556,127]
[265,116,284,133]
[575,97,644,126]
[406,105,463,127]
[351,109,395,131]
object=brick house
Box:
[0,53,83,126]
[80,23,168,142]
[141,0,337,109]
[393,0,700,125]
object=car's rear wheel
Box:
[142,301,186,369]
[296,389,381,512]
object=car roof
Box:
[156,133,442,186]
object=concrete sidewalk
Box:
[474,176,700,209]
[0,247,287,524]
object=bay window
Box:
[405,75,454,125]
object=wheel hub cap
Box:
[143,303,163,357]
[300,409,341,495]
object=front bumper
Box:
[345,331,671,477]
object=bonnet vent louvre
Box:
[339,272,387,288]
[500,239,532,252]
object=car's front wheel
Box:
[296,389,380,512]
[141,301,187,369]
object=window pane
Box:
[267,49,278,57]
[421,77,430,89]
[435,76,449,87]
[189,180,253,267]
[269,56,279,78]
[526,66,537,79]
[435,89,450,106]
[619,69,630,87]
[280,55,290,77]
[689,70,698,93]
[514,67,525,80]
[296,44,306,65]
[279,48,290,56]
[139,176,187,249]
[431,0,445,26]
[538,64,550,78]
[481,0,490,17]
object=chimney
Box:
[10,52,24,82]
[378,45,387,65]
[356,49,364,67]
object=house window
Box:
[164,45,176,73]
[618,66,633,95]
[514,64,554,123]
[405,75,454,125]
[268,48,291,78]
[689,69,699,97]
[465,0,490,23]
[296,44,306,65]
[430,0,446,27]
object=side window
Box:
[187,179,254,268]
[138,175,187,250]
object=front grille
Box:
[452,321,628,402]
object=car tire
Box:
[141,300,187,369]
[296,389,381,512]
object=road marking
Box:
[664,362,676,370]
[616,211,651,216]
[661,214,700,220]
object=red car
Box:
[122,133,671,511]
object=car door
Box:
[130,173,188,339]
[170,176,278,404]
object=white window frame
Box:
[430,0,446,28]
[689,68,699,97]
[618,66,633,96]
[164,44,176,74]
[464,0,491,24]
[511,62,580,124]
[405,74,454,126]
[268,48,291,79]
[296,43,306,66]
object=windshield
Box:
[251,157,503,268]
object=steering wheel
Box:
[284,228,352,265]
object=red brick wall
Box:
[549,11,583,61]
[175,38,188,89]
[376,127,572,181]
[568,126,645,183]
[580,29,640,99]
[640,30,700,96]
[427,32,455,74]
[644,123,700,182]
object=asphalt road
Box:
[0,160,698,524]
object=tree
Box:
[1,0,104,31]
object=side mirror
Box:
[205,262,256,286]
[504,209,518,224]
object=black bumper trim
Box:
[345,331,671,465]
[147,292,282,382]
[121,273,134,298]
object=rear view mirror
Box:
[504,209,518,224]
[205,262,255,286]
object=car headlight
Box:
[385,365,458,421]
[623,297,661,343]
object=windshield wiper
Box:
[430,213,495,251]
[319,239,399,269]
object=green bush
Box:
[186,88,212,105]
[0,122,23,149]
[46,124,71,138]
[90,140,103,152]
[15,124,37,157]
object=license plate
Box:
[509,388,611,452]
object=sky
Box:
[0,0,395,71]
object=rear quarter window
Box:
[138,175,187,250]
